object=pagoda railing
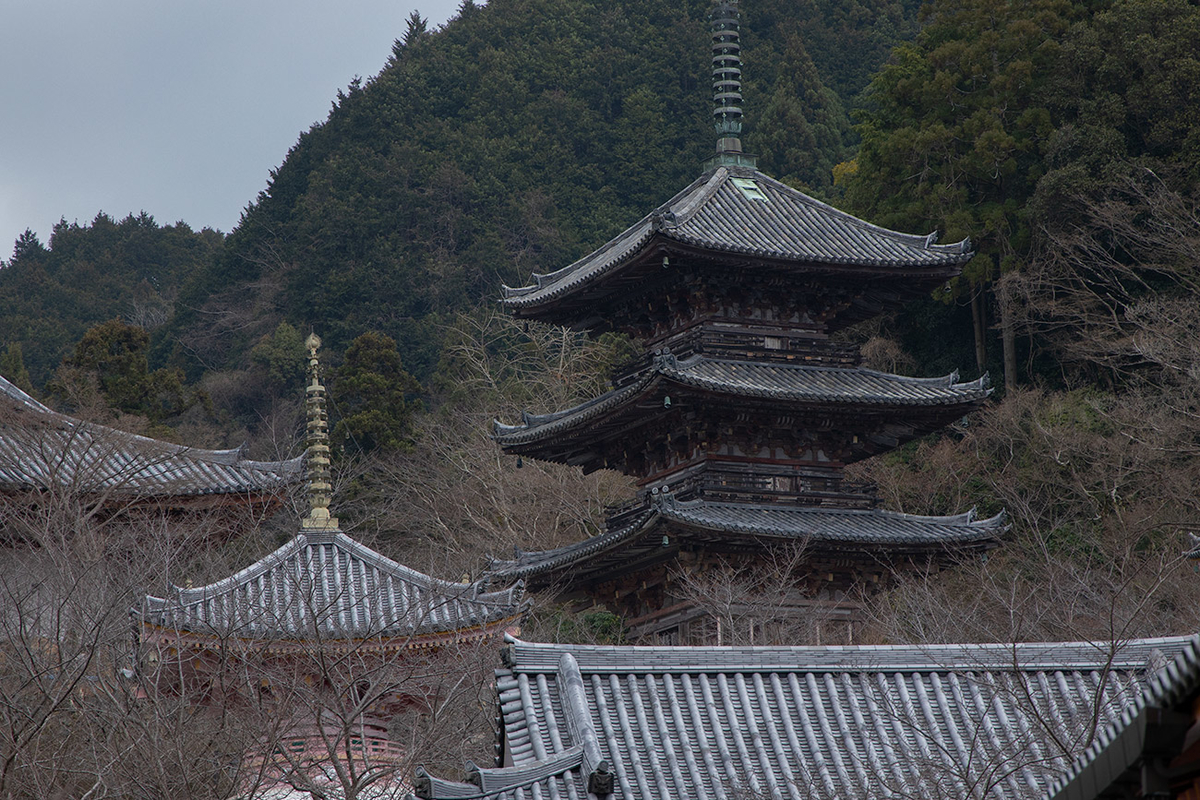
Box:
[611,329,861,386]
[604,467,878,523]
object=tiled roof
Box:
[502,166,972,311]
[140,530,529,641]
[413,634,1198,800]
[655,493,1006,544]
[486,493,1005,583]
[494,353,990,447]
[486,507,658,582]
[0,375,301,498]
[1046,635,1200,800]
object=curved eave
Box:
[655,496,1008,548]
[137,602,531,644]
[501,166,973,317]
[485,500,1006,585]
[494,357,991,452]
[0,374,302,496]
[487,510,659,582]
[136,607,529,649]
[141,530,529,639]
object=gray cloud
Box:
[0,0,459,256]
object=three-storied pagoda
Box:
[487,1,1005,642]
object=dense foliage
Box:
[155,0,921,391]
[0,214,222,387]
[842,0,1200,386]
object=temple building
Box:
[413,633,1200,800]
[485,0,1005,642]
[136,335,529,799]
[0,372,301,534]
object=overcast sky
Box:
[0,0,461,258]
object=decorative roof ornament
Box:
[708,0,757,169]
[301,333,338,530]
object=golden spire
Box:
[302,333,339,530]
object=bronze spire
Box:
[301,333,339,530]
[708,0,756,168]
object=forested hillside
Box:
[0,214,222,386]
[1,0,925,393]
[155,0,920,388]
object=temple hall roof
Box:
[486,493,1006,584]
[140,529,529,642]
[0,374,301,499]
[494,353,990,459]
[501,165,972,318]
[413,634,1198,800]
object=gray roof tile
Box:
[0,375,301,497]
[486,494,1005,583]
[1046,634,1200,799]
[494,353,990,447]
[502,166,972,312]
[140,530,529,641]
[654,493,1006,544]
[414,635,1199,800]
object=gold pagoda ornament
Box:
[301,333,339,530]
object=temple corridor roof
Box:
[502,165,972,319]
[413,634,1199,800]
[0,374,301,499]
[140,530,529,642]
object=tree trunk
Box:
[998,281,1018,390]
[971,290,987,376]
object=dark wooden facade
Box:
[487,4,1004,641]
[489,166,1006,642]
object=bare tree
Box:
[348,309,634,572]
[1013,168,1200,383]
[670,542,856,646]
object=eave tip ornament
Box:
[302,333,339,530]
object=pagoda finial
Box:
[707,1,756,169]
[302,332,339,530]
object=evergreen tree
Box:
[843,0,1080,386]
[331,332,422,453]
[9,229,46,264]
[250,322,307,396]
[0,343,33,394]
[746,28,850,192]
[55,319,195,421]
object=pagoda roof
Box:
[140,529,529,642]
[487,493,1006,583]
[412,634,1198,800]
[502,165,972,318]
[494,352,989,453]
[0,374,301,499]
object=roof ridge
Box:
[504,170,721,300]
[666,167,728,225]
[502,635,1197,674]
[677,354,977,386]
